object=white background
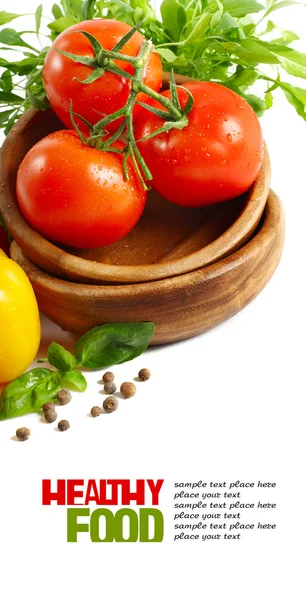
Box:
[0,1,306,598]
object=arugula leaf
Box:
[48,16,77,32]
[222,0,264,17]
[0,11,23,26]
[0,28,36,50]
[156,48,178,62]
[35,5,43,36]
[26,89,50,110]
[1,0,306,133]
[82,0,96,19]
[0,91,24,104]
[160,0,186,42]
[52,4,64,19]
[0,109,14,126]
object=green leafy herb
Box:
[0,0,306,136]
[0,321,154,420]
[35,5,43,36]
[75,322,155,369]
[47,342,77,371]
[0,11,24,26]
[60,370,87,392]
[0,368,61,420]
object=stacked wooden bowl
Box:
[0,79,285,345]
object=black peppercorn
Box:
[45,409,57,423]
[103,396,119,413]
[120,382,136,398]
[104,381,117,394]
[42,401,56,413]
[58,420,70,431]
[57,389,72,405]
[91,406,102,418]
[138,368,151,381]
[103,372,114,383]
[16,427,31,441]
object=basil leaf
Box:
[75,322,155,369]
[0,369,61,420]
[0,11,22,26]
[48,342,76,371]
[60,370,87,392]
[35,5,43,36]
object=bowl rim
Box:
[11,189,283,296]
[0,77,270,284]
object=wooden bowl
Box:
[0,77,270,284]
[10,190,285,345]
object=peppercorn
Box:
[120,382,136,398]
[57,388,72,405]
[91,406,102,418]
[45,409,57,423]
[16,427,31,441]
[138,368,151,381]
[58,420,70,431]
[104,381,117,394]
[42,401,56,413]
[103,371,114,383]
[103,396,119,413]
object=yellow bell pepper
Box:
[0,251,41,383]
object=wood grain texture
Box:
[0,74,270,285]
[10,190,285,345]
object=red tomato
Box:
[16,131,147,248]
[43,19,162,133]
[0,224,10,256]
[135,82,264,207]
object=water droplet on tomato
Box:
[226,134,232,143]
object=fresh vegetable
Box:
[43,18,162,133]
[16,130,147,248]
[0,252,40,383]
[0,322,154,419]
[135,81,264,206]
[1,0,306,138]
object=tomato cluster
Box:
[16,19,263,250]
